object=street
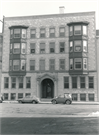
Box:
[0,103,99,134]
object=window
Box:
[70,41,73,52]
[25,93,31,97]
[89,77,94,88]
[11,93,16,100]
[64,77,69,88]
[83,25,87,35]
[40,28,45,38]
[11,77,16,88]
[50,42,55,53]
[13,60,20,71]
[22,29,26,38]
[83,58,87,70]
[59,27,65,37]
[9,60,12,71]
[40,59,45,71]
[69,26,73,36]
[60,42,65,53]
[30,60,35,71]
[14,29,20,38]
[21,43,26,54]
[10,29,13,38]
[88,94,94,101]
[74,41,82,52]
[74,58,82,70]
[72,94,78,101]
[70,59,73,70]
[80,94,86,101]
[4,77,9,88]
[60,59,65,70]
[19,77,23,88]
[18,93,23,99]
[30,43,35,54]
[21,60,26,71]
[50,28,55,37]
[30,29,36,38]
[74,25,81,35]
[10,44,12,53]
[83,40,87,52]
[72,77,77,88]
[26,77,31,88]
[80,77,85,88]
[49,59,55,71]
[4,93,8,100]
[40,43,45,53]
[13,43,20,54]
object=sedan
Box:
[17,96,40,104]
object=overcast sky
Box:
[0,0,99,33]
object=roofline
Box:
[4,11,95,21]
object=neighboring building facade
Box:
[0,33,3,93]
[1,11,98,102]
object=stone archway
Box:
[41,78,54,98]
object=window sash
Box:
[74,58,82,69]
[70,59,73,70]
[30,60,35,70]
[11,93,16,100]
[13,43,20,54]
[74,41,82,52]
[21,43,26,54]
[69,26,73,36]
[60,59,65,70]
[72,77,77,88]
[83,40,87,52]
[22,29,26,38]
[26,77,31,88]
[19,77,23,88]
[50,59,55,71]
[72,94,78,101]
[31,29,36,38]
[89,77,94,88]
[59,27,65,37]
[18,93,23,99]
[64,77,69,88]
[40,60,45,71]
[14,29,20,38]
[70,41,73,52]
[21,60,26,71]
[13,60,20,71]
[4,93,8,100]
[80,77,85,88]
[50,42,55,53]
[4,77,9,88]
[83,25,87,35]
[11,78,16,88]
[80,94,86,101]
[40,43,45,53]
[88,94,94,101]
[74,25,81,35]
[40,29,45,37]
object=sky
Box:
[0,0,99,33]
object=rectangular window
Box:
[70,41,73,52]
[30,43,35,54]
[83,25,87,35]
[18,93,23,99]
[74,41,82,52]
[25,93,31,97]
[14,29,20,38]
[13,60,20,71]
[50,42,55,53]
[70,59,73,70]
[49,59,55,71]
[30,60,35,71]
[72,77,77,88]
[74,25,81,35]
[26,77,31,88]
[19,77,23,88]
[80,77,85,88]
[10,44,12,53]
[60,42,65,53]
[60,59,65,70]
[21,60,26,71]
[40,59,45,71]
[88,94,94,101]
[83,58,87,70]
[9,60,12,71]
[40,43,45,53]
[50,28,55,37]
[83,40,87,52]
[31,29,36,38]
[10,29,13,38]
[80,94,86,101]
[11,93,16,100]
[21,43,26,54]
[74,58,82,70]
[11,77,16,88]
[13,43,20,54]
[64,77,69,88]
[40,28,45,38]
[4,77,9,88]
[59,27,65,37]
[4,93,8,100]
[72,94,78,101]
[69,26,73,36]
[89,77,94,88]
[22,29,26,38]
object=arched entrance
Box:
[41,78,54,98]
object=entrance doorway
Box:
[41,78,54,98]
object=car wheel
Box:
[52,100,57,104]
[32,100,36,104]
[66,100,71,105]
[19,100,22,103]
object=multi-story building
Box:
[1,9,98,102]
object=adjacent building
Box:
[1,10,99,102]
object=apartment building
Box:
[1,10,98,102]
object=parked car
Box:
[0,96,3,103]
[17,96,40,104]
[51,93,72,104]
